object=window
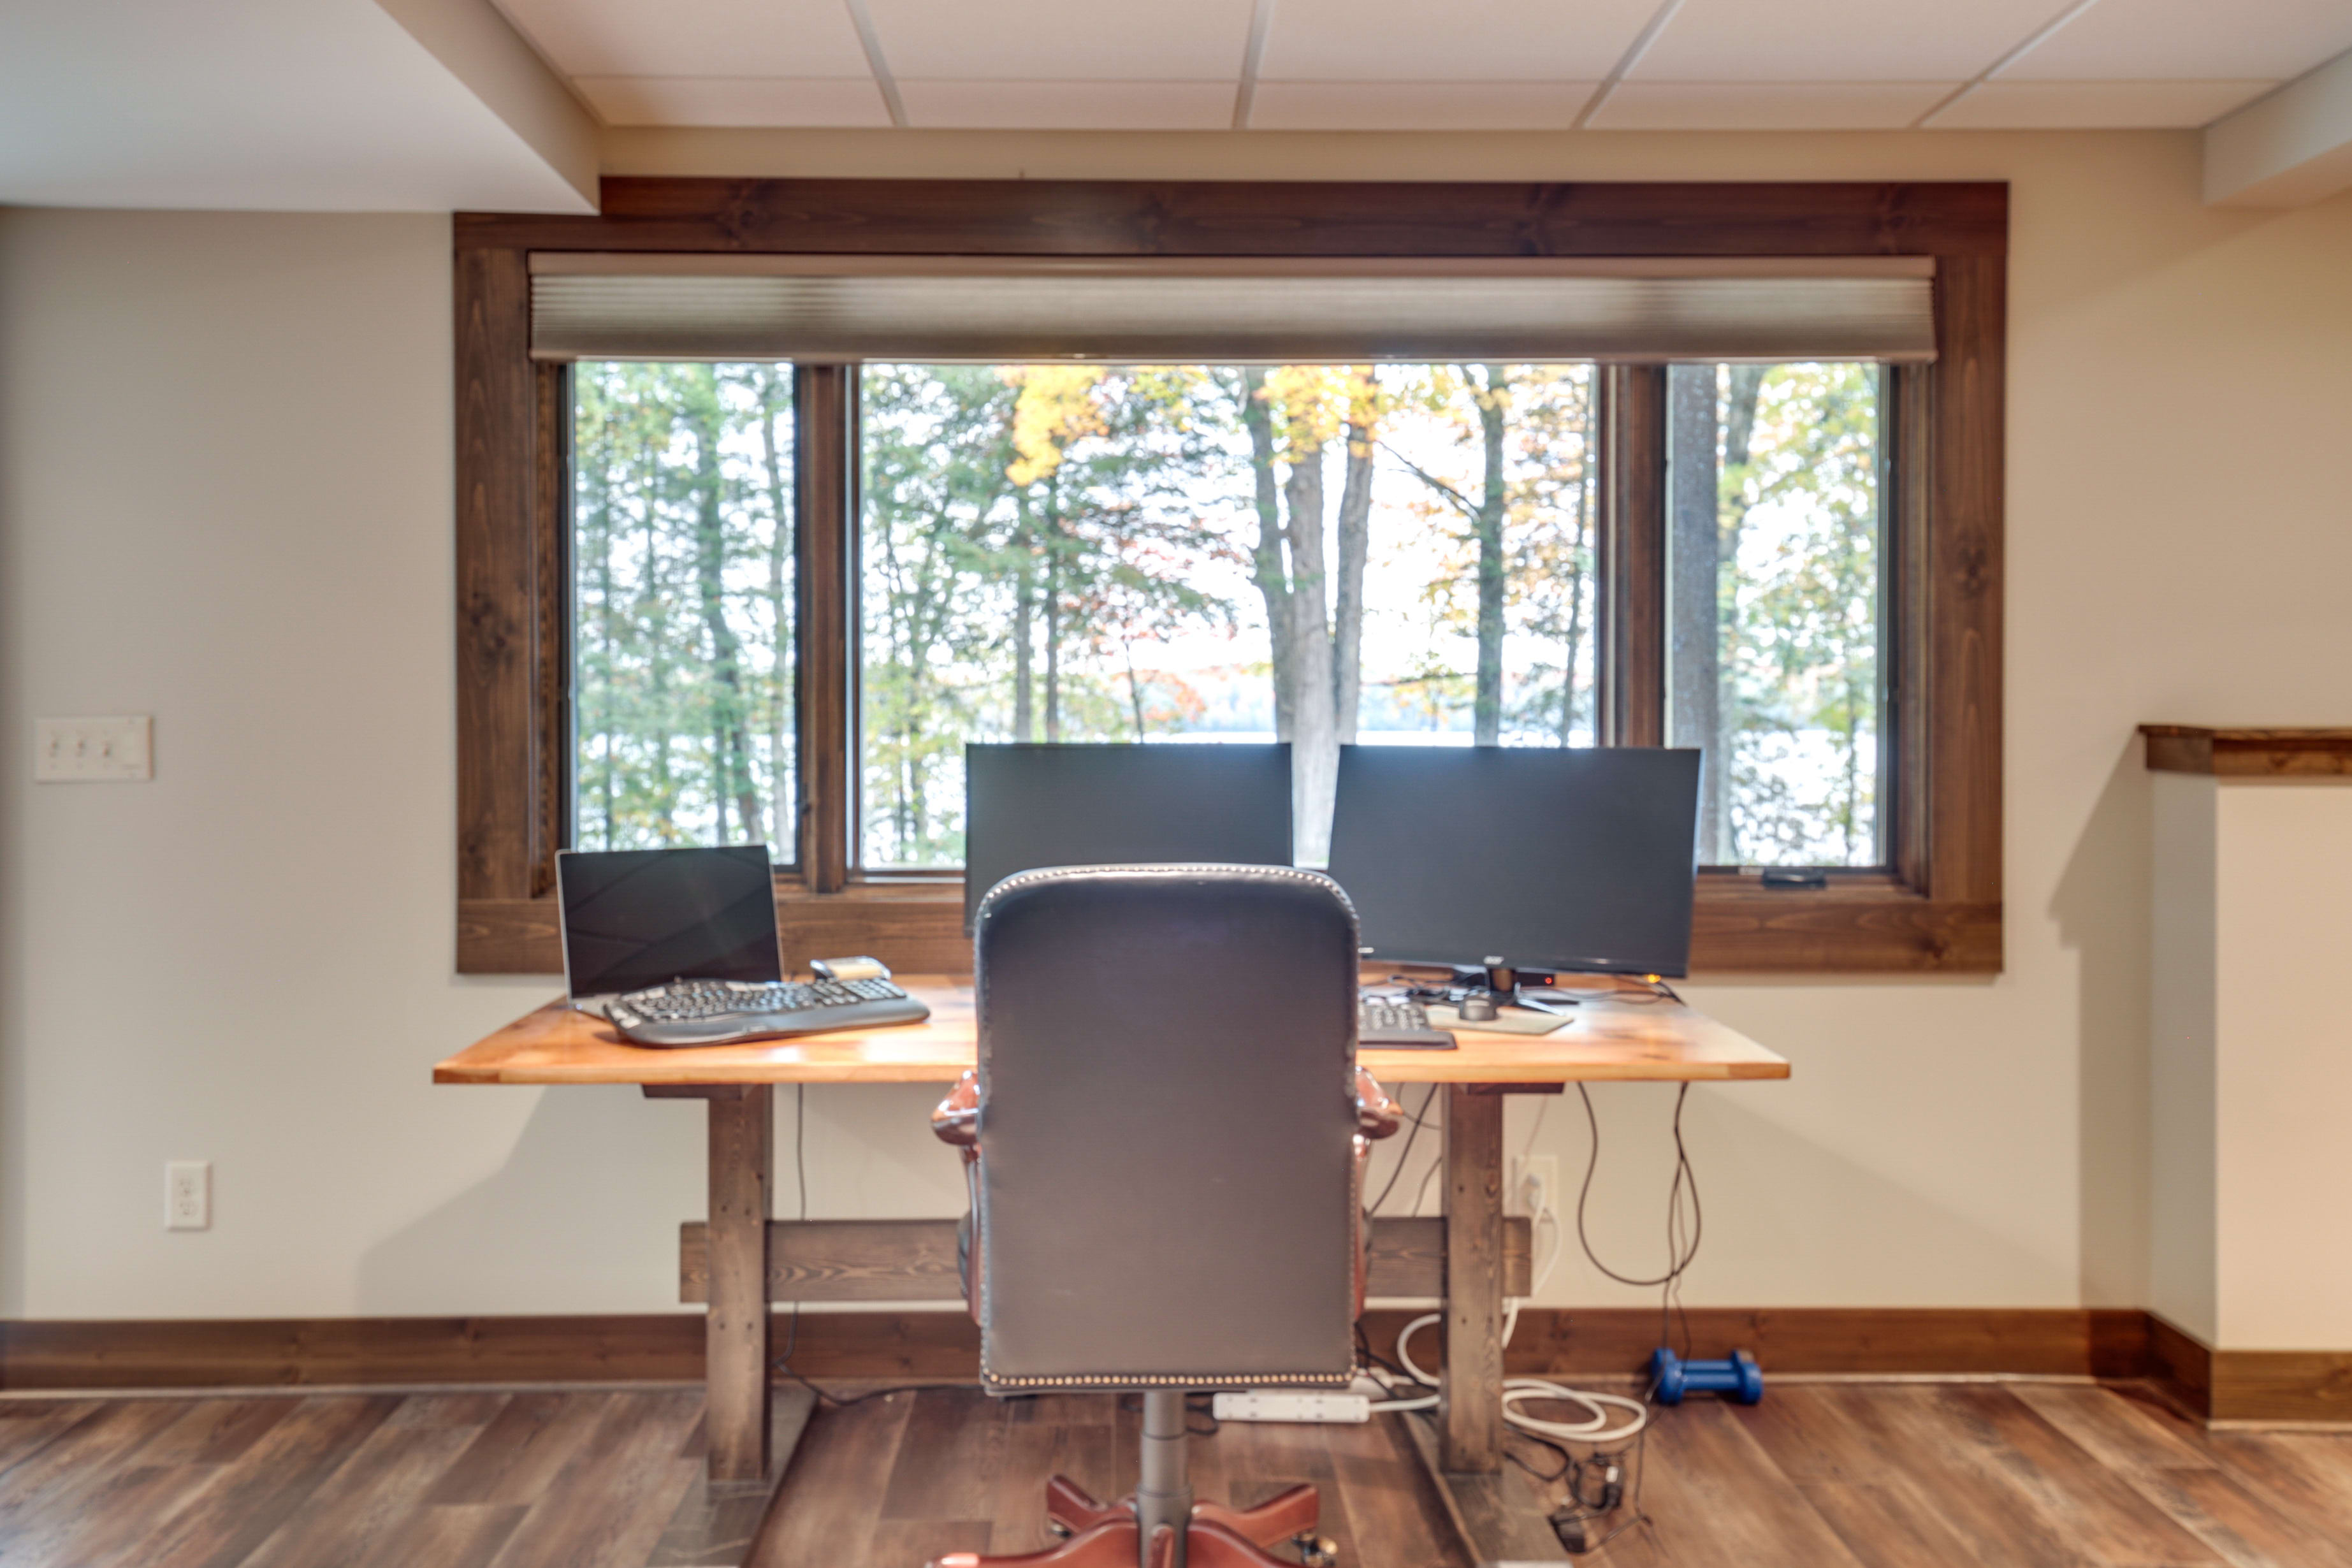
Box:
[1666,362,1884,868]
[570,363,795,854]
[857,363,1595,869]
[457,179,2004,975]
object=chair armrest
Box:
[932,1069,980,1147]
[1355,1068,1402,1140]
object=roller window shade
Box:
[528,255,1936,365]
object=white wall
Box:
[2212,781,2352,1348]
[5,131,2352,1325]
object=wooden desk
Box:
[435,976,1787,1563]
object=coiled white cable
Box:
[1367,1201,1649,1444]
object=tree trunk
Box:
[1666,365,1724,860]
[1560,415,1592,746]
[1470,366,1509,747]
[755,368,792,851]
[1284,439,1340,863]
[1012,497,1035,742]
[1043,481,1062,743]
[1333,423,1374,746]
[1240,370,1294,741]
[689,388,762,842]
[1712,365,1768,862]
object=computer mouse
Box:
[1458,991,1499,1022]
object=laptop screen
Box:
[556,845,783,999]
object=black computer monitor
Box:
[962,744,1294,932]
[556,845,783,999]
[1326,746,1702,978]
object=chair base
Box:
[926,1476,1334,1568]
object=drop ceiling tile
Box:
[1631,0,2063,81]
[864,0,1256,80]
[1256,0,1658,83]
[492,0,872,80]
[1249,80,1603,129]
[1927,78,2277,128]
[1999,0,2352,82]
[575,76,893,127]
[1588,82,1956,129]
[898,80,1238,129]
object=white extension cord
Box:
[1365,1195,1650,1446]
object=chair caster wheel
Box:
[1293,1533,1338,1567]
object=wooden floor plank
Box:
[0,1398,191,1540]
[1798,1476,2007,1568]
[1330,1416,1473,1568]
[1915,1384,2222,1566]
[749,1391,918,1567]
[427,1390,609,1507]
[1637,1400,1869,1568]
[1730,1383,1901,1483]
[345,1502,530,1568]
[2012,1384,2223,1476]
[2206,1432,2352,1541]
[649,1387,819,1568]
[10,1380,2352,1568]
[481,1389,705,1568]
[878,1388,1011,1523]
[141,1395,404,1568]
[2113,1464,2352,1568]
[134,1398,295,1468]
[238,1417,493,1568]
[1826,1384,2112,1567]
[6,1459,229,1568]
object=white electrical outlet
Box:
[36,716,152,781]
[1514,1155,1558,1218]
[165,1161,210,1230]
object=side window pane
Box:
[1666,361,1884,867]
[571,363,795,853]
[857,363,1597,869]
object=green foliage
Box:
[860,365,1238,866]
[572,363,794,852]
[1715,362,1882,865]
[570,358,1883,876]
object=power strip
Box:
[1210,1392,1370,1424]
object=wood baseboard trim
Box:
[6,1307,2344,1420]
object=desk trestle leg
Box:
[706,1085,773,1483]
[1439,1085,1504,1473]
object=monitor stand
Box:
[1449,959,1565,1010]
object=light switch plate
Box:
[35,716,152,781]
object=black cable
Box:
[771,1084,973,1409]
[1368,1084,1439,1215]
[1573,1084,1702,1290]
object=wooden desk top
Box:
[434,976,1790,1087]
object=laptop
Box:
[556,845,783,1011]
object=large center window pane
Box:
[858,363,1597,869]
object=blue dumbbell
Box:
[1649,1347,1764,1405]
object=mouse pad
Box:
[1425,1005,1569,1036]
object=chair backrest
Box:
[973,864,1361,1393]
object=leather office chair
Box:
[927,865,1402,1568]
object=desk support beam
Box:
[1440,1085,1504,1472]
[705,1085,773,1482]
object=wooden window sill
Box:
[461,873,1996,976]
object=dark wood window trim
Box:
[454,178,2005,976]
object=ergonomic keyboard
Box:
[605,976,930,1048]
[1358,995,1456,1050]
